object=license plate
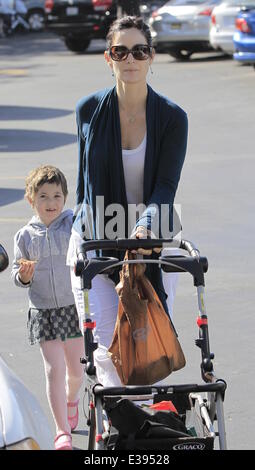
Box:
[170,23,182,30]
[66,6,78,16]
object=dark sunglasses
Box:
[109,44,152,61]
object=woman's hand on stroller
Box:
[131,227,162,256]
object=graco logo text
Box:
[173,442,206,450]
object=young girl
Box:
[11,165,84,451]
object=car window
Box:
[164,0,218,5]
[221,0,255,5]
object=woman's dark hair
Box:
[106,16,152,48]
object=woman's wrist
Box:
[135,226,156,239]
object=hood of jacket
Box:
[27,209,73,232]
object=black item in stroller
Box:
[75,238,227,450]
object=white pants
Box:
[68,230,179,386]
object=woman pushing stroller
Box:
[68,15,188,387]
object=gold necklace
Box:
[127,113,137,124]
[120,106,141,124]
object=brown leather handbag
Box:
[108,252,186,385]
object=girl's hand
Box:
[17,259,36,284]
[131,227,161,256]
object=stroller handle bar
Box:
[92,380,227,398]
[78,238,200,258]
[76,238,207,288]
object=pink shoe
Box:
[67,400,79,432]
[54,431,72,450]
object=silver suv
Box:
[149,0,221,60]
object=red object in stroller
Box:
[75,238,227,450]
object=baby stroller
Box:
[75,238,227,451]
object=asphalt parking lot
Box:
[0,31,255,451]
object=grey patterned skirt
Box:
[27,304,82,345]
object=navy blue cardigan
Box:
[73,85,188,314]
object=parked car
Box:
[149,0,221,60]
[209,0,255,54]
[44,0,116,53]
[0,244,54,450]
[233,7,255,66]
[23,0,46,31]
[140,0,168,20]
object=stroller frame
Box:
[75,238,227,450]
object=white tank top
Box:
[122,133,146,205]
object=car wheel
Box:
[64,35,91,53]
[168,49,193,61]
[27,9,45,32]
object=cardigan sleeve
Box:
[73,107,87,222]
[73,90,108,221]
[135,107,188,237]
[11,230,32,288]
[76,122,85,205]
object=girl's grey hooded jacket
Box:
[11,209,75,310]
